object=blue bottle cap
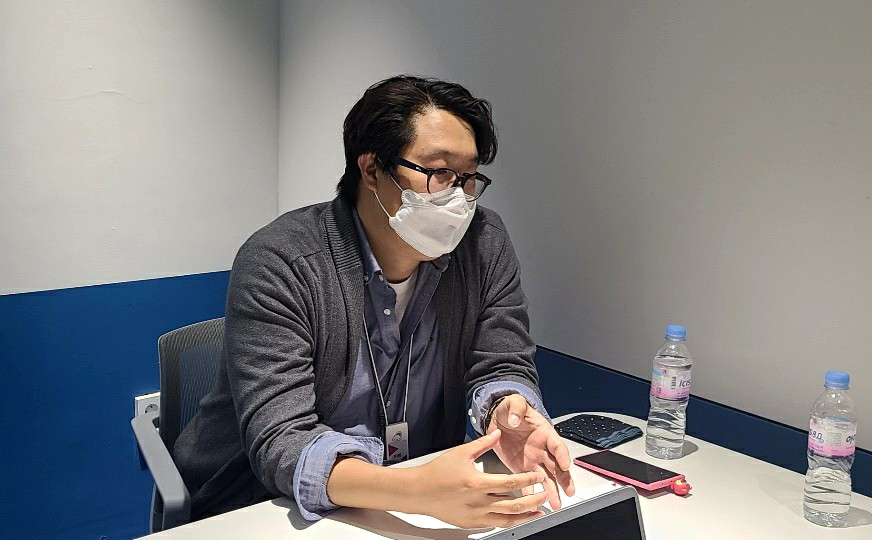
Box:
[665,324,687,341]
[824,371,850,390]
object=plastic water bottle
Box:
[645,324,692,460]
[803,371,857,527]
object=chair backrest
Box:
[157,317,224,456]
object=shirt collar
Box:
[351,208,382,282]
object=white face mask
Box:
[374,177,476,258]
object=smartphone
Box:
[574,450,685,491]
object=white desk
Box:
[142,413,872,539]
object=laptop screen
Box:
[521,498,644,539]
[478,485,645,540]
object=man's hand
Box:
[408,429,548,529]
[486,394,576,510]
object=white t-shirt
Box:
[386,267,419,324]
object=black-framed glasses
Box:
[388,156,492,201]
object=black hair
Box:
[337,75,497,205]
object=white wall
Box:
[0,0,279,295]
[277,0,872,448]
[277,1,451,210]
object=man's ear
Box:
[358,153,379,193]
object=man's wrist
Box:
[327,457,422,514]
[397,465,425,514]
[483,396,508,431]
[471,382,549,435]
[376,464,424,515]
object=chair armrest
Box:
[131,411,191,530]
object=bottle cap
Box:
[665,324,687,341]
[824,371,850,390]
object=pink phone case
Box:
[574,453,685,491]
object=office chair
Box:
[131,317,224,533]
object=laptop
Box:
[475,484,646,540]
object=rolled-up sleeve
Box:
[293,431,384,520]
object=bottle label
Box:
[650,367,691,400]
[808,419,857,457]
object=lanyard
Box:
[362,308,412,461]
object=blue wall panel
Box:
[0,271,230,539]
[535,347,872,497]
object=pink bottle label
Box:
[650,367,691,400]
[808,419,856,457]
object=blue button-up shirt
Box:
[292,210,548,520]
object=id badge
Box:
[385,422,409,462]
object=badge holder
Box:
[385,421,409,463]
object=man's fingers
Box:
[552,464,575,497]
[546,430,572,471]
[498,394,529,429]
[488,491,549,514]
[523,448,574,506]
[481,470,546,494]
[543,431,576,495]
[536,446,562,482]
[542,472,562,511]
[467,429,501,460]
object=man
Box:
[175,75,575,528]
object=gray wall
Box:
[278,0,871,449]
[1,0,279,295]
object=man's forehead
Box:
[417,148,479,164]
[407,108,479,164]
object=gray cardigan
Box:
[174,196,541,519]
